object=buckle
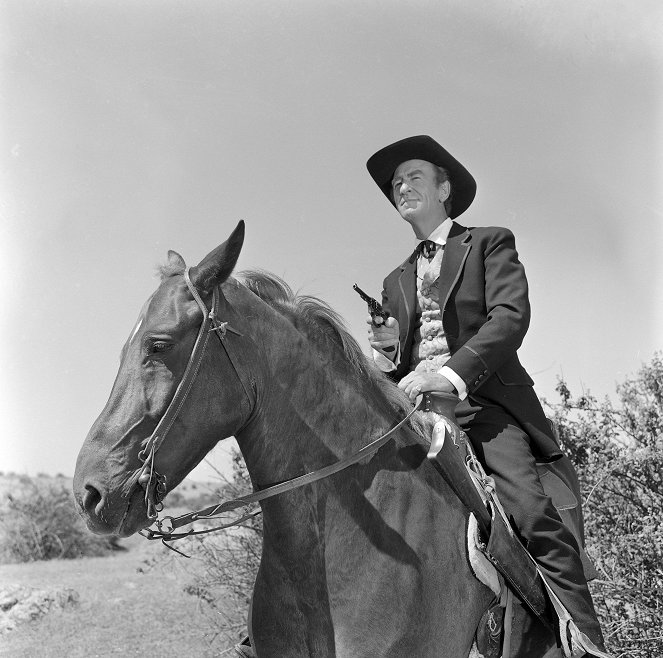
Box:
[422,391,460,418]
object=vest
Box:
[409,253,451,374]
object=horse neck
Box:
[235,322,423,569]
[232,297,398,492]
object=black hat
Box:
[366,135,476,218]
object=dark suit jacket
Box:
[381,221,561,459]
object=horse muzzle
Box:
[74,472,152,537]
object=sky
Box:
[1,0,661,482]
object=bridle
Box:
[136,267,246,520]
[137,268,421,555]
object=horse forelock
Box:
[238,269,430,438]
[157,261,186,280]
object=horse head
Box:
[73,221,254,536]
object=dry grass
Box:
[0,533,243,657]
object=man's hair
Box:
[433,165,453,216]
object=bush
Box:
[546,353,663,658]
[185,452,262,641]
[0,476,118,563]
[141,452,262,651]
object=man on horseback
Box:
[365,135,608,658]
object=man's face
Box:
[391,159,448,226]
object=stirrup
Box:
[536,570,612,658]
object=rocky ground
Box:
[0,529,238,657]
[0,584,80,635]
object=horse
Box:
[73,221,561,657]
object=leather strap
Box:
[138,272,216,464]
[143,398,422,540]
[422,391,460,417]
[500,588,513,658]
[138,269,253,519]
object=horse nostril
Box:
[83,482,103,516]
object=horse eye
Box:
[149,341,172,354]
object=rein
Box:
[141,399,422,552]
[137,268,422,555]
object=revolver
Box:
[353,283,395,352]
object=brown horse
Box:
[73,221,561,657]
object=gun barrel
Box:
[353,283,372,303]
[352,283,365,295]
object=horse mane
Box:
[157,259,428,436]
[238,269,429,437]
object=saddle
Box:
[422,392,603,658]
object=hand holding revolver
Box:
[353,284,399,356]
[367,315,400,358]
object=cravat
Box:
[418,240,439,260]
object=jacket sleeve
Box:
[444,227,531,391]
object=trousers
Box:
[455,396,605,649]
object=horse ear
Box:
[167,250,186,269]
[189,220,245,292]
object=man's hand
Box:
[398,371,456,401]
[367,315,399,356]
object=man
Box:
[365,135,608,657]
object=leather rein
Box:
[137,268,421,555]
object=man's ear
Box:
[439,180,451,203]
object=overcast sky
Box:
[1,0,661,481]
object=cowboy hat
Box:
[366,135,476,218]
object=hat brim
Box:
[366,135,476,219]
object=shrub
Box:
[546,353,663,658]
[141,452,261,651]
[185,452,262,641]
[163,489,185,507]
[0,476,117,563]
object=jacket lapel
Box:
[437,222,471,311]
[397,251,417,361]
